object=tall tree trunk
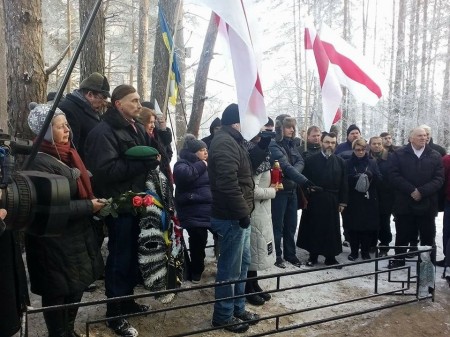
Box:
[393,0,406,143]
[361,0,368,133]
[66,0,72,93]
[187,13,218,137]
[0,0,8,132]
[441,10,450,150]
[341,0,350,141]
[418,0,428,118]
[79,0,105,81]
[292,0,301,123]
[4,0,46,139]
[387,0,396,132]
[137,0,150,100]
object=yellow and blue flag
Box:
[158,7,181,106]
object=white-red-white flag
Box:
[189,0,267,140]
[305,21,387,132]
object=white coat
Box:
[249,169,276,271]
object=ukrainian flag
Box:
[158,7,181,106]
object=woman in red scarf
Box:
[26,103,105,337]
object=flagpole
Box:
[162,1,182,119]
[303,27,310,152]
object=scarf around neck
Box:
[39,140,94,200]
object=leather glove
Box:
[239,216,251,229]
[303,180,323,192]
[257,136,271,150]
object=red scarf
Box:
[39,140,95,200]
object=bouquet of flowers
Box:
[97,190,163,218]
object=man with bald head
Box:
[388,127,444,268]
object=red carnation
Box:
[132,196,143,207]
[142,195,153,206]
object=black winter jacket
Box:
[269,138,308,191]
[25,152,103,297]
[208,126,254,220]
[59,92,101,160]
[84,107,159,198]
[389,143,444,215]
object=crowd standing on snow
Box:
[1,73,450,337]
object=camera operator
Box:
[26,103,105,337]
[0,208,30,337]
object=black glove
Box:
[257,136,271,150]
[239,216,251,229]
[303,180,323,192]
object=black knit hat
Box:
[346,124,361,136]
[221,103,240,125]
[183,134,207,153]
[80,72,110,97]
[209,117,221,134]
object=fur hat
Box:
[27,102,67,142]
[275,114,296,142]
[346,124,361,137]
[221,103,240,125]
[183,134,207,153]
[79,72,110,97]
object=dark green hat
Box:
[80,72,110,97]
[125,146,159,160]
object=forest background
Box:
[0,0,449,151]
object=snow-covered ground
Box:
[22,212,450,337]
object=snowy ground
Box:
[22,212,450,337]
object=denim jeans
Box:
[271,191,298,261]
[105,214,140,298]
[210,217,251,323]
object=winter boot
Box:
[106,301,139,337]
[245,271,265,305]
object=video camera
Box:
[0,130,71,237]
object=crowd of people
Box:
[1,72,450,337]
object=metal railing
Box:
[23,246,435,336]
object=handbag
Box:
[355,170,370,193]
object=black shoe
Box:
[306,255,318,267]
[436,259,446,267]
[84,283,97,292]
[212,317,249,333]
[191,273,202,284]
[325,258,342,269]
[69,331,81,337]
[274,257,286,269]
[387,259,406,269]
[246,293,265,306]
[286,257,302,268]
[253,283,271,301]
[378,251,388,258]
[106,318,138,337]
[234,310,260,325]
[361,253,371,260]
[405,247,418,258]
[347,253,358,261]
[342,240,350,247]
[121,300,150,315]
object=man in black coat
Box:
[389,127,444,268]
[59,72,110,160]
[297,132,348,266]
[84,85,159,337]
[208,103,258,333]
[297,125,322,159]
[369,136,394,256]
[201,117,221,149]
[0,209,29,337]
